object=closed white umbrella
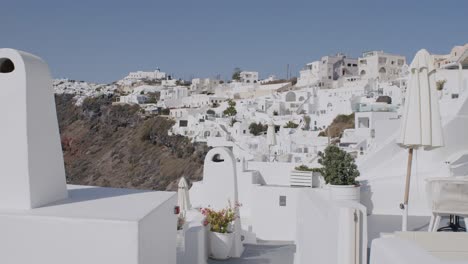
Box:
[267,121,277,161]
[177,177,191,217]
[397,49,444,231]
[267,121,277,146]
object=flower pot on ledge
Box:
[208,231,234,260]
[329,184,360,202]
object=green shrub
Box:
[317,145,359,185]
[248,122,268,136]
[223,100,237,117]
[284,121,299,128]
[294,165,321,172]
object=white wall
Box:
[251,185,299,241]
[139,195,177,264]
[0,186,177,264]
[247,161,295,186]
[0,214,139,264]
[295,190,368,264]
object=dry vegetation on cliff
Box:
[56,94,208,191]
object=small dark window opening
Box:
[279,195,287,206]
[212,154,224,162]
[0,58,15,73]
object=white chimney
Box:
[0,49,68,209]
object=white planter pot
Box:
[208,231,234,260]
[176,223,187,250]
[176,230,184,250]
[329,185,360,202]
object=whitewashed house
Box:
[190,78,221,92]
[433,43,468,69]
[259,75,277,84]
[118,94,147,104]
[240,71,259,83]
[124,69,166,80]
[358,51,406,82]
[297,53,358,89]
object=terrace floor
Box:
[208,241,296,264]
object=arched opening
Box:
[298,96,305,101]
[285,91,296,102]
[379,67,387,80]
[360,70,366,76]
[0,58,15,73]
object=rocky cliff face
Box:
[55,94,208,191]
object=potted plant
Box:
[317,145,360,201]
[200,202,240,260]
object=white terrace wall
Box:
[295,190,368,264]
[250,185,299,241]
[246,161,295,186]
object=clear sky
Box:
[2,0,467,83]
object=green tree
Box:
[317,145,359,185]
[223,100,237,117]
[232,67,241,81]
[284,121,299,128]
[248,122,268,136]
[303,115,311,130]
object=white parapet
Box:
[0,48,68,209]
[0,185,177,264]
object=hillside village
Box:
[55,43,468,168]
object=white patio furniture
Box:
[426,177,468,232]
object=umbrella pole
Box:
[402,148,414,231]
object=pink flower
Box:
[203,220,209,226]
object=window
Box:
[358,117,370,128]
[378,57,387,64]
[279,196,287,206]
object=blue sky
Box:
[2,0,467,83]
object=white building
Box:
[260,75,276,84]
[240,71,259,84]
[118,94,147,104]
[297,53,359,89]
[160,86,189,101]
[358,51,406,82]
[433,43,468,69]
[124,69,166,80]
[190,78,221,91]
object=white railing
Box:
[290,170,313,187]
